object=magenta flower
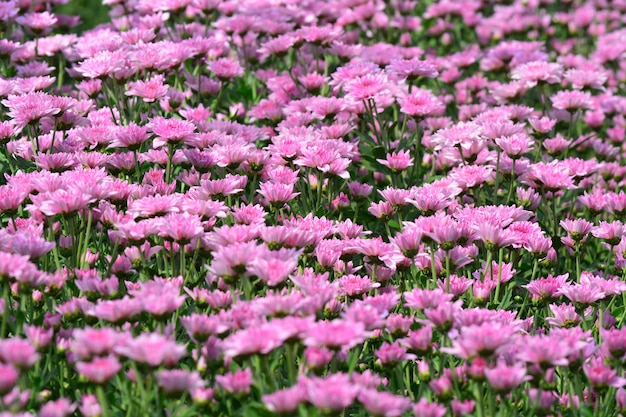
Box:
[2,92,60,129]
[70,327,123,361]
[303,320,369,351]
[358,389,412,417]
[0,364,19,395]
[304,373,360,413]
[592,221,624,245]
[551,90,593,111]
[125,74,169,103]
[441,322,518,359]
[114,333,186,367]
[545,303,582,328]
[495,133,534,158]
[0,338,39,369]
[377,150,414,172]
[557,282,606,306]
[262,384,307,414]
[387,58,439,80]
[583,356,626,389]
[156,369,204,396]
[222,325,286,359]
[398,89,444,117]
[413,398,447,417]
[75,356,122,385]
[510,61,563,87]
[484,362,530,393]
[16,11,58,35]
[148,116,196,148]
[207,58,244,81]
[180,313,228,343]
[39,398,76,417]
[216,368,254,395]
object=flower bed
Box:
[1,0,626,416]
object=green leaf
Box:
[242,403,274,417]
[13,155,36,172]
[371,145,386,159]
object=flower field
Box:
[2,0,626,416]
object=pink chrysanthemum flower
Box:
[398,89,444,118]
[207,58,244,81]
[16,11,58,35]
[125,74,169,103]
[550,90,593,111]
[75,356,122,385]
[304,373,360,413]
[510,61,563,88]
[2,92,61,129]
[563,68,607,91]
[148,117,196,148]
[484,362,530,393]
[386,58,439,80]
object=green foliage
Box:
[55,0,110,31]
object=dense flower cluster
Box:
[1,0,626,416]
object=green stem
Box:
[505,159,516,205]
[96,386,110,417]
[492,248,504,306]
[81,209,93,268]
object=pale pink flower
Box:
[510,61,563,87]
[125,74,169,103]
[75,356,122,384]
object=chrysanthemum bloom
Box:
[207,58,244,81]
[344,72,394,110]
[79,394,101,417]
[28,189,95,218]
[222,325,286,359]
[262,385,307,415]
[304,373,360,413]
[387,58,439,81]
[114,333,186,368]
[560,219,593,242]
[2,92,60,129]
[583,356,626,390]
[442,322,518,359]
[413,398,447,417]
[247,249,300,286]
[556,282,606,306]
[0,338,40,369]
[303,320,369,351]
[148,117,196,148]
[70,327,123,361]
[484,362,530,393]
[125,74,169,103]
[75,356,122,384]
[16,11,58,35]
[358,389,412,417]
[258,181,300,208]
[216,368,253,395]
[156,370,204,396]
[258,34,301,61]
[39,397,76,417]
[109,123,150,151]
[298,25,343,45]
[545,303,581,328]
[510,61,563,88]
[563,68,607,91]
[377,150,414,172]
[592,221,624,245]
[0,363,19,395]
[495,133,534,159]
[550,90,593,111]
